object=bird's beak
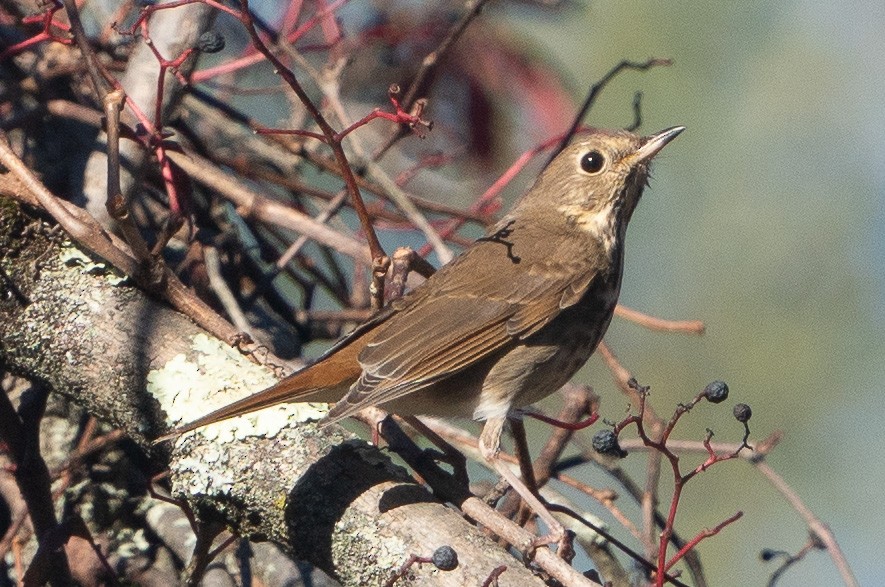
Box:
[633,126,685,163]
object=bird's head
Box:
[517,126,684,249]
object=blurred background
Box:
[497,1,884,585]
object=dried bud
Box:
[198,31,225,54]
[733,403,752,422]
[703,380,729,403]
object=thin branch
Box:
[402,0,490,109]
[60,0,110,99]
[235,0,387,301]
[0,380,73,586]
[103,88,155,266]
[664,512,743,573]
[551,57,672,162]
[203,245,257,340]
[374,0,492,159]
[614,305,705,334]
[754,461,858,587]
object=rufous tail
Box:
[153,338,363,444]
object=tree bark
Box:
[0,195,549,586]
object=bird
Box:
[157,125,684,545]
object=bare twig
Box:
[374,0,492,159]
[60,0,110,99]
[104,88,156,267]
[0,380,73,586]
[203,245,257,340]
[182,522,225,587]
[234,0,389,307]
[754,461,858,587]
[551,57,672,161]
[614,305,705,334]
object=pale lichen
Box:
[148,333,329,447]
[58,242,128,285]
[334,506,409,586]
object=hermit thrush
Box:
[159,126,684,542]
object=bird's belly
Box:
[478,290,617,415]
[380,292,617,422]
[378,359,496,419]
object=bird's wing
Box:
[325,229,602,422]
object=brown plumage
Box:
[156,126,683,540]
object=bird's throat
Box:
[557,202,622,255]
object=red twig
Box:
[124,0,241,31]
[664,511,743,573]
[382,553,433,587]
[522,410,599,431]
[190,0,349,82]
[0,1,71,61]
[481,565,507,587]
[258,85,431,142]
[335,86,431,140]
[609,380,751,586]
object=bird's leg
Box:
[509,418,539,527]
[479,417,573,559]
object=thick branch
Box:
[0,197,548,586]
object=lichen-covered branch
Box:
[0,196,548,586]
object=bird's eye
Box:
[580,151,605,174]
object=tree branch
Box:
[0,196,553,586]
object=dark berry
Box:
[703,380,729,403]
[198,31,225,54]
[431,545,458,571]
[592,429,626,458]
[733,403,752,422]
